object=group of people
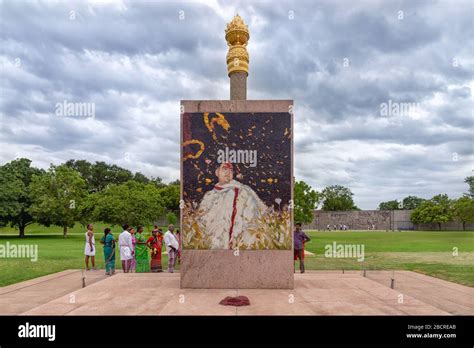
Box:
[84,223,181,275]
[85,221,312,275]
[326,224,349,231]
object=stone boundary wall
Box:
[303,210,474,231]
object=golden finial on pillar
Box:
[225,14,249,100]
[225,14,250,77]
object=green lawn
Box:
[0,223,176,287]
[303,231,474,286]
[0,225,473,287]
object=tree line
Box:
[0,158,179,237]
[293,182,359,224]
[294,178,474,229]
[2,157,471,235]
[1,157,359,236]
[377,177,474,230]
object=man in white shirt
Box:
[164,224,179,273]
[118,224,134,273]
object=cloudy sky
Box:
[0,0,472,209]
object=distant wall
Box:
[303,210,473,231]
[414,221,474,231]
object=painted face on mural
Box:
[215,163,233,185]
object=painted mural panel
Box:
[181,112,292,250]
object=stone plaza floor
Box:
[0,270,472,315]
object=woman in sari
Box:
[100,228,116,276]
[147,227,163,272]
[134,225,150,273]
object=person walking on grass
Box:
[100,228,116,276]
[294,222,311,274]
[164,224,179,273]
[134,225,150,273]
[84,223,96,270]
[119,224,134,273]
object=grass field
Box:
[304,230,474,287]
[0,224,473,287]
[0,223,176,287]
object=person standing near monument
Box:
[129,227,136,272]
[294,223,311,274]
[100,227,116,276]
[119,224,134,273]
[176,229,181,264]
[134,225,150,273]
[164,224,179,273]
[147,227,163,272]
[84,223,96,270]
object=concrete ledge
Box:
[181,100,293,113]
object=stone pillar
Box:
[179,15,295,290]
[225,15,250,101]
[230,72,247,100]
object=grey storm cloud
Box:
[0,0,473,209]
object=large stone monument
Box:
[180,15,294,289]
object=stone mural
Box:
[181,112,292,250]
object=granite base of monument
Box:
[180,250,294,289]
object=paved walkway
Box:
[366,270,474,315]
[0,270,108,315]
[1,270,472,315]
[0,270,474,315]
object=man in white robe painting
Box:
[198,162,268,249]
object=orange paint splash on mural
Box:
[183,139,205,161]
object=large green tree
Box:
[90,180,165,227]
[158,183,180,214]
[29,165,88,237]
[65,159,93,188]
[133,172,150,184]
[453,196,474,230]
[410,194,453,230]
[66,159,162,192]
[465,176,474,198]
[321,185,358,211]
[378,196,426,210]
[0,158,43,237]
[151,177,166,188]
[402,195,425,210]
[90,161,134,191]
[294,180,320,224]
[65,159,141,192]
[378,200,401,210]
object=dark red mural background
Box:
[182,112,292,209]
